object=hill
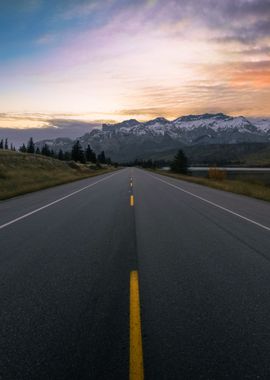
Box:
[0,150,112,200]
[183,143,270,166]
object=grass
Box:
[0,150,117,200]
[150,169,270,202]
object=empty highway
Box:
[0,168,270,379]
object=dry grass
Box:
[150,169,270,202]
[0,150,116,200]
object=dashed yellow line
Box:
[130,195,134,206]
[130,271,144,380]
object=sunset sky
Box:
[1,0,270,126]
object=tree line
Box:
[1,136,113,165]
[20,138,112,164]
[123,150,189,174]
[2,136,188,172]
[0,138,16,151]
[123,159,170,169]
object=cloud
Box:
[145,0,270,46]
[8,0,43,12]
[1,0,270,117]
[233,45,270,56]
[35,33,56,45]
[228,61,270,88]
[60,1,102,20]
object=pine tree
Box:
[4,138,8,150]
[170,149,188,174]
[0,139,3,149]
[58,149,64,160]
[19,143,27,153]
[92,151,97,163]
[35,147,41,154]
[71,141,85,163]
[85,145,91,162]
[64,151,71,161]
[41,144,51,156]
[27,137,35,153]
[97,150,106,164]
[85,144,96,163]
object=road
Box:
[0,168,270,379]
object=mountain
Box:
[36,113,270,162]
[248,117,270,134]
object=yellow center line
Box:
[130,195,134,206]
[130,271,144,380]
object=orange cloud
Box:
[230,68,270,88]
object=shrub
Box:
[208,167,227,181]
[67,161,81,170]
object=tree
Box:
[170,149,188,174]
[140,159,156,169]
[97,150,106,164]
[58,149,64,160]
[92,151,97,163]
[0,139,3,149]
[19,143,27,153]
[4,138,8,150]
[27,137,35,153]
[35,147,41,154]
[64,151,71,161]
[85,145,96,163]
[71,140,85,163]
[41,144,51,156]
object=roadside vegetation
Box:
[147,149,270,202]
[153,169,270,202]
[0,138,118,200]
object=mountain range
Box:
[36,113,270,163]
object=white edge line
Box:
[147,173,270,232]
[0,171,121,231]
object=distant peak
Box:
[145,117,169,125]
[152,117,169,122]
[102,118,140,132]
[120,119,139,125]
[173,113,230,122]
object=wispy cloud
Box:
[35,33,56,45]
[1,0,270,118]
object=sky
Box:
[0,0,270,128]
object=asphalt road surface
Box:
[0,168,270,379]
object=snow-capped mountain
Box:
[101,113,268,137]
[36,113,270,162]
[248,117,270,133]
